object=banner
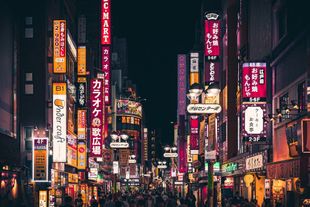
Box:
[101,0,111,45]
[77,110,86,140]
[205,61,220,84]
[242,62,267,102]
[116,99,142,117]
[77,142,87,170]
[53,20,66,73]
[77,46,86,75]
[90,79,104,157]
[33,137,49,182]
[53,83,67,162]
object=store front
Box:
[244,151,267,206]
[267,157,308,207]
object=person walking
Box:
[74,193,83,207]
[90,195,99,207]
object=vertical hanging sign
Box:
[190,116,199,155]
[53,83,67,162]
[53,20,66,73]
[204,13,220,59]
[102,46,111,104]
[90,79,103,157]
[33,137,49,182]
[77,46,86,76]
[101,0,111,45]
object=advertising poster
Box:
[52,83,67,162]
[77,110,86,140]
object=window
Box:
[273,1,287,46]
[25,127,33,151]
[277,7,286,40]
[297,82,306,112]
[279,93,289,120]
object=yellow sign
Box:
[67,146,77,168]
[190,72,199,85]
[68,173,78,183]
[244,174,254,187]
[53,20,66,73]
[77,142,87,170]
[33,138,48,182]
[39,190,48,207]
[78,46,86,75]
[77,110,86,140]
[53,82,66,95]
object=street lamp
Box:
[163,145,178,158]
[110,131,129,148]
[206,82,221,95]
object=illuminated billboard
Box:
[77,46,86,75]
[101,0,111,45]
[177,54,187,117]
[242,62,267,102]
[77,110,86,140]
[205,13,220,58]
[116,99,142,117]
[52,83,67,162]
[90,79,104,157]
[32,137,49,182]
[102,46,111,104]
[53,20,66,73]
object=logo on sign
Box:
[187,104,222,114]
[110,142,129,149]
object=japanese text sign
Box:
[190,116,199,154]
[32,137,49,182]
[53,20,66,73]
[102,46,110,104]
[90,79,104,157]
[205,13,220,58]
[178,54,187,116]
[242,63,267,102]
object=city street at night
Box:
[0,0,310,206]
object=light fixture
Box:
[110,132,119,141]
[291,100,299,110]
[120,133,129,141]
[206,82,221,95]
[164,146,170,152]
[189,83,203,96]
[171,146,177,152]
[276,109,282,118]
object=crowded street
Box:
[0,0,310,206]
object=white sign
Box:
[190,53,199,72]
[246,154,263,171]
[53,83,67,162]
[175,181,183,185]
[88,168,98,179]
[158,165,167,169]
[164,152,178,158]
[187,104,222,114]
[244,106,264,134]
[128,159,136,164]
[110,142,129,149]
[113,161,119,174]
[205,150,216,160]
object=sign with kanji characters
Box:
[52,83,67,162]
[90,79,104,157]
[77,110,86,140]
[77,142,87,170]
[101,0,111,45]
[245,153,265,171]
[242,63,267,102]
[53,20,66,73]
[242,104,267,143]
[178,54,187,117]
[77,46,86,75]
[32,137,49,182]
[190,53,199,72]
[205,13,220,59]
[102,46,111,104]
[190,116,199,155]
[77,77,87,108]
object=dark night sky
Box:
[112,0,202,144]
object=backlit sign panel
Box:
[242,62,267,102]
[102,46,111,104]
[205,61,220,84]
[33,137,49,182]
[90,79,104,157]
[190,116,199,154]
[101,0,111,45]
[116,99,142,117]
[53,20,66,73]
[77,46,86,75]
[77,142,87,170]
[242,103,267,142]
[205,13,220,58]
[77,110,86,140]
[187,104,222,114]
[53,83,67,162]
[177,55,187,117]
[77,77,87,108]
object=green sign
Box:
[222,162,238,173]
